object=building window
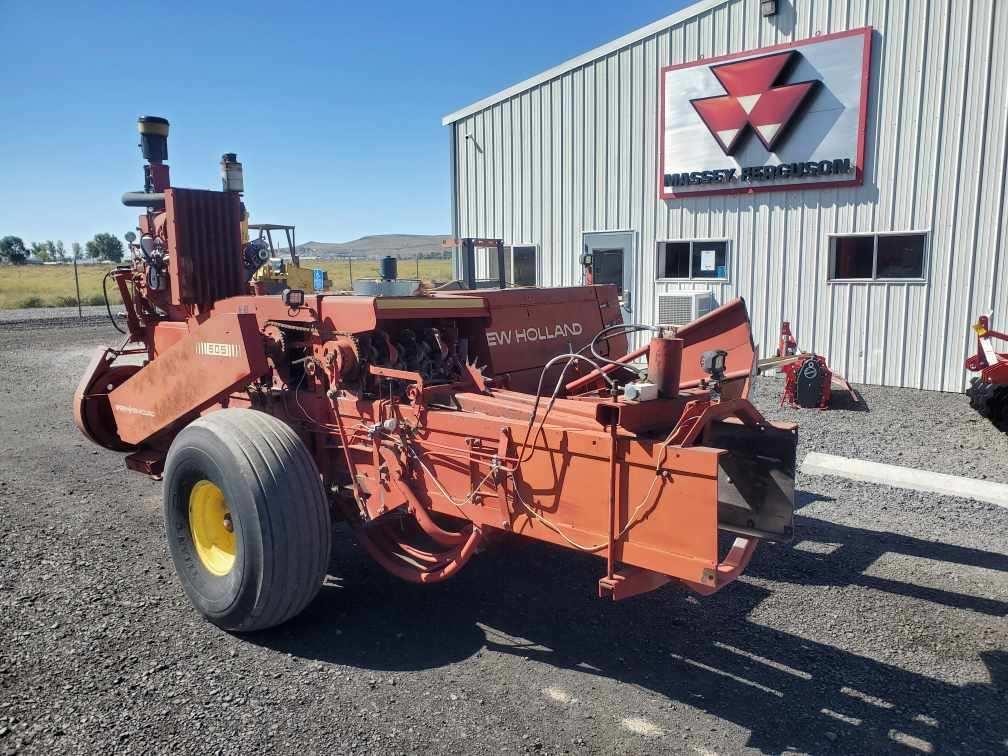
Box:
[829,233,927,281]
[657,240,729,280]
[510,245,537,286]
[475,246,502,283]
[476,244,538,286]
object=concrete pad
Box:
[801,452,1008,509]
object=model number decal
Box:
[114,404,155,418]
[486,322,583,348]
[196,341,241,358]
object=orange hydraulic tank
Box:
[648,336,684,398]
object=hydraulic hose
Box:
[589,323,657,375]
[378,447,470,547]
[102,271,127,334]
[356,523,482,584]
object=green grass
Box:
[0,258,456,309]
[0,263,115,309]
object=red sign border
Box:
[658,27,873,201]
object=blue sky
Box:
[0,1,687,247]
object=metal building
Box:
[442,0,1008,392]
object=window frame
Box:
[655,238,731,282]
[827,230,930,283]
[506,243,539,287]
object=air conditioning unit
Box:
[656,290,716,326]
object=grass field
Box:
[0,258,455,309]
[0,264,115,309]
[313,258,453,290]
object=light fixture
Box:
[761,0,777,16]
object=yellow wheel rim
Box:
[188,480,236,576]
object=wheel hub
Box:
[188,480,236,575]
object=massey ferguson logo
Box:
[690,51,817,155]
[486,322,583,348]
[196,341,241,358]
[659,28,871,198]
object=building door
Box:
[583,231,635,318]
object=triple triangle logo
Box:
[689,51,818,155]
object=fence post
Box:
[73,253,82,319]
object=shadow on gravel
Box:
[830,388,870,412]
[248,524,1008,754]
[786,490,1008,616]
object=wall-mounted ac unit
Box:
[656,290,716,326]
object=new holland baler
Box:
[73,118,797,631]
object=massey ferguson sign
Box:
[660,28,872,199]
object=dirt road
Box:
[1,324,1006,754]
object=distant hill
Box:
[296,234,449,260]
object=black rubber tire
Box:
[162,408,331,632]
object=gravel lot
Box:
[0,306,109,330]
[1,325,1006,755]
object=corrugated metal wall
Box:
[449,0,1008,392]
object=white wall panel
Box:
[449,0,1008,392]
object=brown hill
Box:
[297,234,448,260]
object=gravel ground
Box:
[0,306,110,330]
[1,325,1006,755]
[751,373,1008,484]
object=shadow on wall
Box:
[249,492,1008,753]
[765,0,796,37]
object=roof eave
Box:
[441,0,730,126]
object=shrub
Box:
[18,296,45,308]
[85,293,107,306]
[54,295,79,307]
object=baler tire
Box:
[162,408,331,632]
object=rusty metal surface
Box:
[675,298,755,388]
[109,313,267,445]
[73,348,143,452]
[165,188,244,306]
[467,285,627,393]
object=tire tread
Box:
[172,408,331,632]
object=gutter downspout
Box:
[448,123,461,281]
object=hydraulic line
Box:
[356,520,482,584]
[102,271,127,334]
[379,446,471,547]
[588,323,657,376]
[515,351,610,464]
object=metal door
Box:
[583,231,635,319]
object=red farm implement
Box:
[965,315,1008,429]
[73,118,797,631]
[757,321,861,409]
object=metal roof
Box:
[441,0,729,125]
[247,223,295,231]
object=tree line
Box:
[0,234,124,265]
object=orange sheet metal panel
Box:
[676,298,755,385]
[356,401,721,584]
[109,313,267,445]
[151,320,189,356]
[471,285,626,392]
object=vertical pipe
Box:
[606,421,619,580]
[648,336,683,397]
[449,124,460,281]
